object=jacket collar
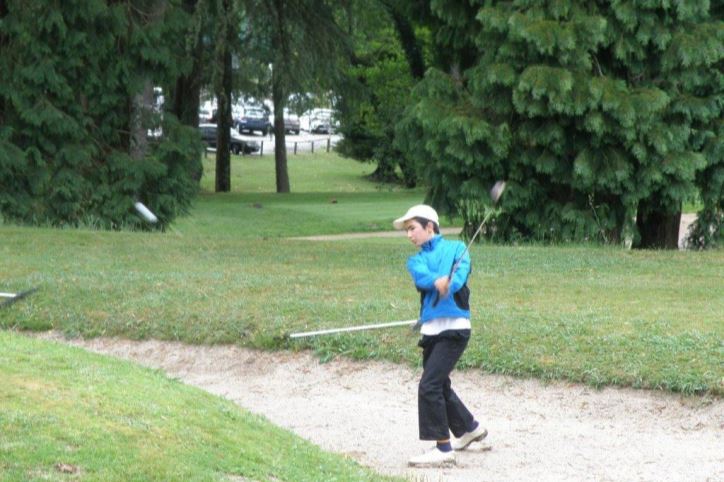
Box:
[421,234,442,251]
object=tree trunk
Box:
[214,0,233,193]
[634,198,681,249]
[172,0,203,128]
[167,0,204,185]
[383,3,425,79]
[172,66,201,126]
[172,62,203,182]
[399,156,417,188]
[0,0,6,126]
[272,64,290,193]
[269,0,290,193]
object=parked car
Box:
[236,108,271,136]
[199,123,260,154]
[198,108,213,123]
[284,111,300,135]
[309,108,336,134]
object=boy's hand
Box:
[434,276,450,298]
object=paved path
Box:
[294,216,697,250]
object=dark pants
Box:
[418,329,475,441]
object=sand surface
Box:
[37,333,723,482]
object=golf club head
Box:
[490,180,506,204]
[134,201,158,224]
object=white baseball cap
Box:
[393,204,439,230]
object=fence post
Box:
[294,142,297,155]
[326,138,331,152]
[311,141,314,153]
[260,141,263,156]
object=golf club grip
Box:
[431,273,453,307]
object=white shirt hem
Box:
[420,317,471,336]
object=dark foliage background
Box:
[0,0,201,230]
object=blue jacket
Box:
[406,234,471,323]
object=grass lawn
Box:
[2,150,722,396]
[198,149,386,194]
[1,149,721,479]
[0,331,401,481]
[182,151,436,238]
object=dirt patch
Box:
[35,332,722,482]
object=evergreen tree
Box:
[396,0,722,248]
[0,0,201,229]
[164,0,207,185]
[169,0,206,130]
[335,0,425,187]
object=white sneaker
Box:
[408,447,456,467]
[451,425,488,451]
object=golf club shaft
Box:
[289,319,417,338]
[431,210,492,307]
[0,288,38,308]
[448,209,494,276]
[431,180,506,308]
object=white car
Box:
[309,108,336,134]
[198,108,213,123]
[283,110,301,134]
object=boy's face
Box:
[404,219,435,247]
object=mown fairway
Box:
[2,152,722,396]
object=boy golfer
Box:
[393,204,487,467]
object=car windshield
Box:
[245,109,265,118]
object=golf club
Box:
[134,201,158,224]
[432,180,506,307]
[289,319,418,339]
[134,199,177,233]
[0,287,39,308]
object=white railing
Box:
[205,135,340,157]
